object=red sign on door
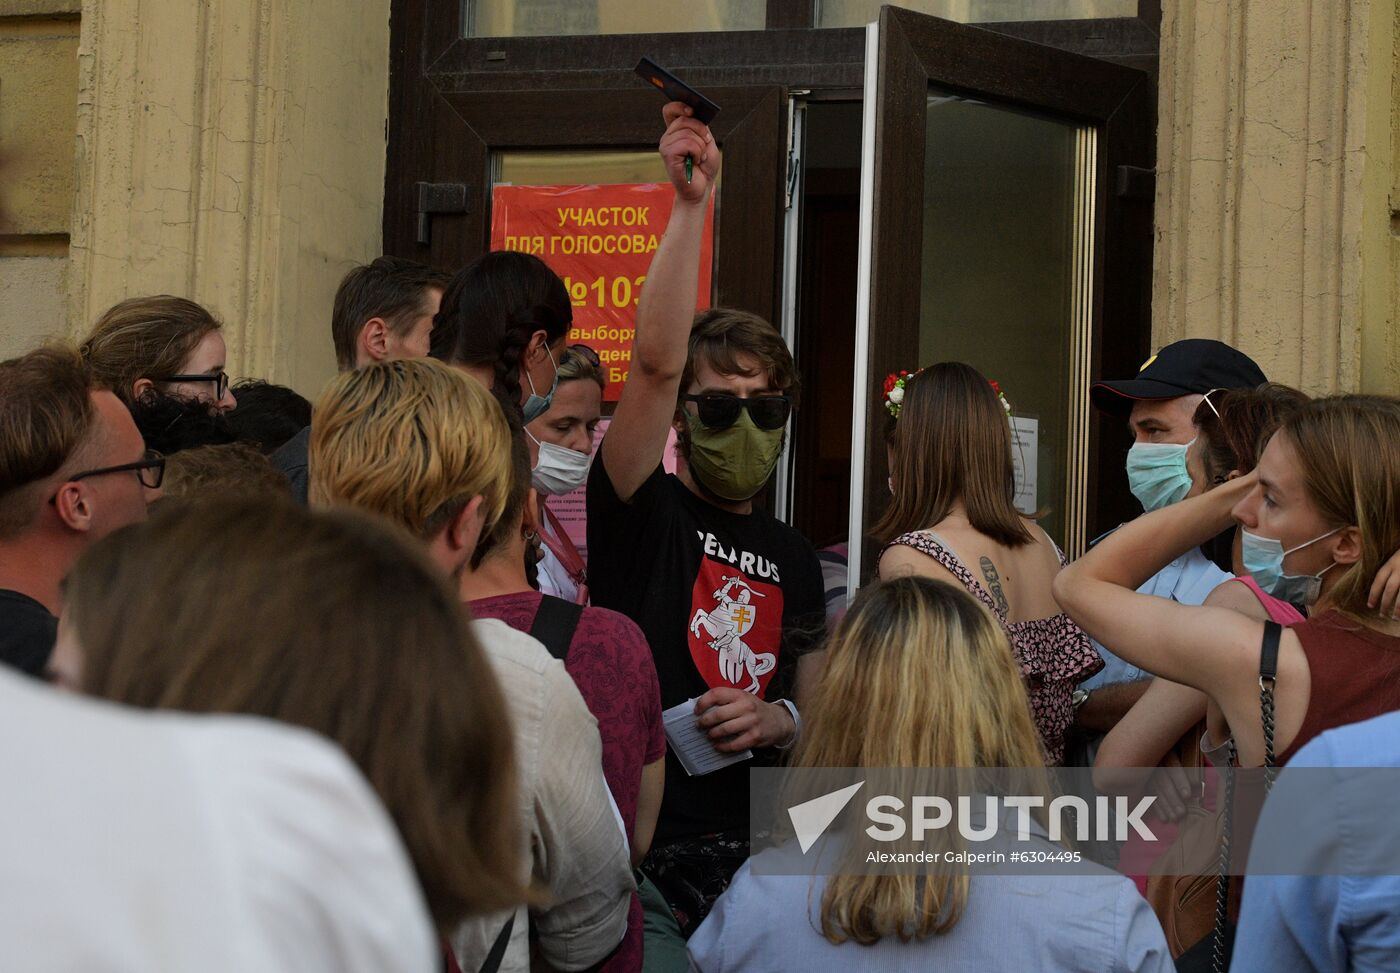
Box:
[490,183,715,401]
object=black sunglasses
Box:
[49,449,166,503]
[157,370,230,400]
[682,393,792,431]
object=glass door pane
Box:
[846,6,1148,587]
[916,89,1095,545]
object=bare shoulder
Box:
[1203,577,1271,620]
[1019,520,1068,572]
[878,542,961,586]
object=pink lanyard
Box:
[541,504,589,605]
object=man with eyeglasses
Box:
[585,103,825,964]
[0,345,161,677]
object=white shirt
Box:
[452,619,632,973]
[536,537,579,603]
[0,667,435,972]
[1083,546,1231,688]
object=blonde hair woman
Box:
[81,296,237,412]
[527,343,605,603]
[688,576,1171,972]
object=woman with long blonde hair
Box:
[688,576,1171,971]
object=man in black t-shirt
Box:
[586,102,826,949]
[0,346,159,678]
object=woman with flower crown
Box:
[875,361,1102,764]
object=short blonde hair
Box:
[309,358,513,542]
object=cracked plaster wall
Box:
[68,0,390,397]
[1153,0,1398,394]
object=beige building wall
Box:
[4,1,1396,400]
[66,0,391,399]
[1153,0,1399,396]
[0,0,79,361]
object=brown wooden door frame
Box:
[385,3,1157,538]
[386,20,867,326]
[384,2,1156,321]
[850,6,1154,578]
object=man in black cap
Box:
[1071,338,1267,743]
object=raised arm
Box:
[601,102,720,501]
[1055,475,1317,766]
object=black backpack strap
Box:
[528,595,584,662]
[477,913,515,973]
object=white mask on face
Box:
[528,432,592,496]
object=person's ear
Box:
[522,488,541,535]
[1226,468,1243,481]
[1332,525,1363,566]
[51,482,94,533]
[360,318,390,363]
[131,377,155,401]
[448,495,486,561]
[525,329,550,364]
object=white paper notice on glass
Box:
[662,697,753,776]
[1010,415,1039,515]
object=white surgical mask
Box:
[528,432,592,496]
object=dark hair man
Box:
[272,256,449,501]
[0,345,161,676]
[585,103,826,953]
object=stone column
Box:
[69,0,391,396]
[1153,0,1398,395]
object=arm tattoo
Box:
[979,556,1011,615]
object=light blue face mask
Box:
[1126,439,1195,512]
[521,345,560,423]
[1240,527,1342,606]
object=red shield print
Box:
[687,558,785,696]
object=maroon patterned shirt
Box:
[469,591,665,973]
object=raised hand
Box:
[659,101,720,204]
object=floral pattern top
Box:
[881,530,1103,765]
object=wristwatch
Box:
[1071,688,1091,710]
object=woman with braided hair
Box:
[430,250,572,423]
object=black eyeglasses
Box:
[49,449,166,503]
[157,370,229,400]
[682,393,792,431]
[568,343,601,367]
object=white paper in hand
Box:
[662,697,753,776]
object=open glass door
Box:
[847,5,1151,587]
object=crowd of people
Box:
[2,101,1397,973]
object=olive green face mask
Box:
[684,411,784,502]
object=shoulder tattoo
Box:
[979,555,1011,615]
